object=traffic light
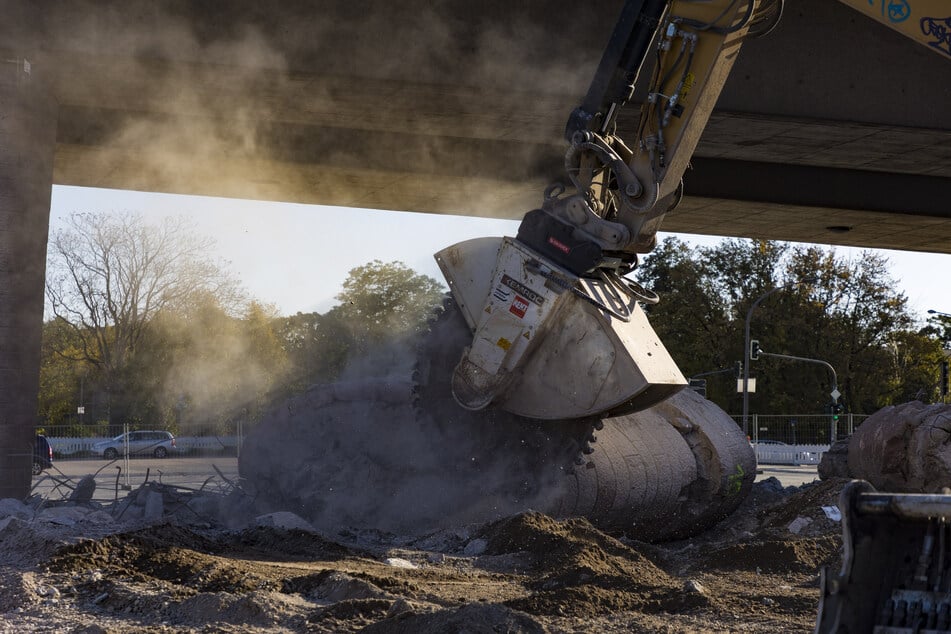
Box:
[942,360,949,398]
[831,402,845,422]
[734,360,743,379]
[750,339,760,361]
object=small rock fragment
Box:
[69,475,96,503]
[384,557,418,569]
[253,511,317,533]
[0,498,31,520]
[788,516,813,534]
[143,491,164,521]
[684,579,706,595]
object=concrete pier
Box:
[0,56,56,500]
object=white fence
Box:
[753,442,829,466]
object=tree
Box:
[923,314,951,350]
[634,237,940,415]
[637,238,734,387]
[138,297,290,434]
[45,211,244,428]
[38,319,91,433]
[274,310,353,389]
[333,260,445,346]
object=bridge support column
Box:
[0,59,57,500]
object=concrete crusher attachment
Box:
[238,296,756,541]
[435,236,686,419]
[817,481,951,633]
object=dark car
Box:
[33,434,53,475]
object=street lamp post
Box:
[928,310,951,400]
[742,279,815,438]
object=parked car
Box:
[33,434,53,475]
[92,431,176,459]
[753,439,820,465]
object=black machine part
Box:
[817,480,951,634]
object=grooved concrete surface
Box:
[10,0,951,252]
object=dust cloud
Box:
[239,304,587,535]
[42,1,597,215]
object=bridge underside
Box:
[41,0,951,253]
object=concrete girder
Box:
[30,0,951,253]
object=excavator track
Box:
[238,298,755,540]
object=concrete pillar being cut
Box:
[0,36,57,499]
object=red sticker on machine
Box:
[509,296,529,318]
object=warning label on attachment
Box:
[509,296,529,318]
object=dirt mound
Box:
[361,602,547,634]
[701,535,840,574]
[482,511,668,579]
[226,525,355,561]
[310,598,395,631]
[478,511,704,617]
[760,477,849,536]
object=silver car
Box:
[93,430,176,459]
[753,440,820,465]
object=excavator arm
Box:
[435,0,950,420]
[436,0,763,418]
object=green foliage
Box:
[636,238,943,415]
[274,311,352,389]
[922,314,951,350]
[44,212,245,429]
[40,251,445,432]
[334,260,445,347]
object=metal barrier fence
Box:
[734,413,867,445]
[35,422,244,460]
[732,413,869,466]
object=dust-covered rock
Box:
[848,401,951,492]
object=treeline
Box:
[39,212,950,434]
[39,212,444,435]
[635,237,950,415]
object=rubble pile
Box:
[0,471,847,633]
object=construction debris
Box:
[819,400,951,491]
[0,476,846,632]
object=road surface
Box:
[756,464,820,488]
[31,455,240,502]
[31,456,821,503]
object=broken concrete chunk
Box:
[0,498,31,520]
[787,516,813,535]
[143,491,164,521]
[253,511,317,533]
[684,579,706,595]
[384,557,418,569]
[462,538,488,557]
[68,475,96,503]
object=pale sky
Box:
[49,185,951,321]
